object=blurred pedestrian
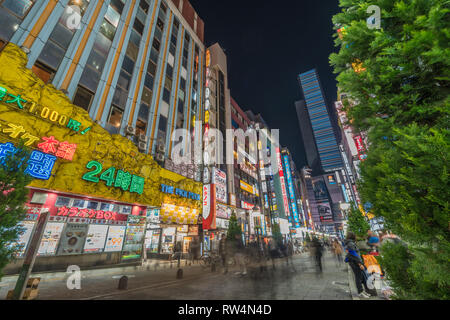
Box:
[345,232,371,299]
[332,239,343,266]
[172,241,182,268]
[233,234,247,276]
[311,237,324,274]
[219,234,228,274]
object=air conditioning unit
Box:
[155,153,165,162]
[157,144,166,153]
[138,134,148,142]
[125,125,135,135]
[138,141,147,151]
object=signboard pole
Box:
[11,208,50,300]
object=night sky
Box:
[189,0,341,170]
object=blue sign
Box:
[161,184,200,200]
[341,184,350,203]
[0,142,56,180]
[283,155,300,228]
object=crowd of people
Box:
[168,228,397,299]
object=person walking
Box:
[233,234,247,276]
[311,237,324,275]
[173,241,182,268]
[218,234,228,274]
[344,232,371,299]
[332,239,344,266]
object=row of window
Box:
[55,196,132,215]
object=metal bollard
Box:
[211,263,216,272]
[177,268,183,279]
[118,276,128,290]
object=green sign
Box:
[82,160,145,195]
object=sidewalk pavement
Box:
[0,258,200,299]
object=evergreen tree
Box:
[0,141,32,280]
[347,205,370,239]
[227,211,242,243]
[330,0,450,299]
[271,222,283,247]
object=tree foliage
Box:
[0,141,32,280]
[347,205,370,238]
[227,211,242,241]
[330,0,450,299]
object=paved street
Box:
[1,251,352,300]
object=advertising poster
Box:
[216,203,231,219]
[84,224,109,253]
[38,222,65,256]
[317,202,333,221]
[16,221,35,257]
[57,223,89,255]
[104,225,126,252]
[122,216,146,260]
[213,168,227,204]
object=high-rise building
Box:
[297,69,343,173]
[2,0,206,164]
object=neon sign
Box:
[160,184,200,200]
[0,85,91,135]
[56,206,128,221]
[82,161,145,195]
[0,142,56,180]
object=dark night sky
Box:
[189,0,341,170]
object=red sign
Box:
[241,201,255,210]
[202,185,216,230]
[353,136,365,152]
[55,206,128,221]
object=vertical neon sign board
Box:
[276,148,290,217]
[283,155,300,228]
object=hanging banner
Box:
[202,184,216,230]
[212,167,227,204]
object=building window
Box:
[107,106,123,129]
[73,86,94,111]
[162,87,170,103]
[32,61,54,84]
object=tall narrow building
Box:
[297,69,343,174]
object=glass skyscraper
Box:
[297,69,343,173]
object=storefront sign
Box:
[212,167,227,203]
[16,221,35,257]
[122,216,146,260]
[160,184,200,200]
[0,85,91,135]
[57,223,89,255]
[37,222,64,256]
[229,193,236,207]
[276,148,290,216]
[0,142,56,180]
[82,161,145,195]
[55,206,128,221]
[216,218,229,229]
[104,225,126,252]
[239,180,259,196]
[160,203,199,225]
[202,184,216,230]
[83,224,108,253]
[241,201,254,210]
[37,136,77,160]
[283,155,300,228]
[216,203,232,219]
